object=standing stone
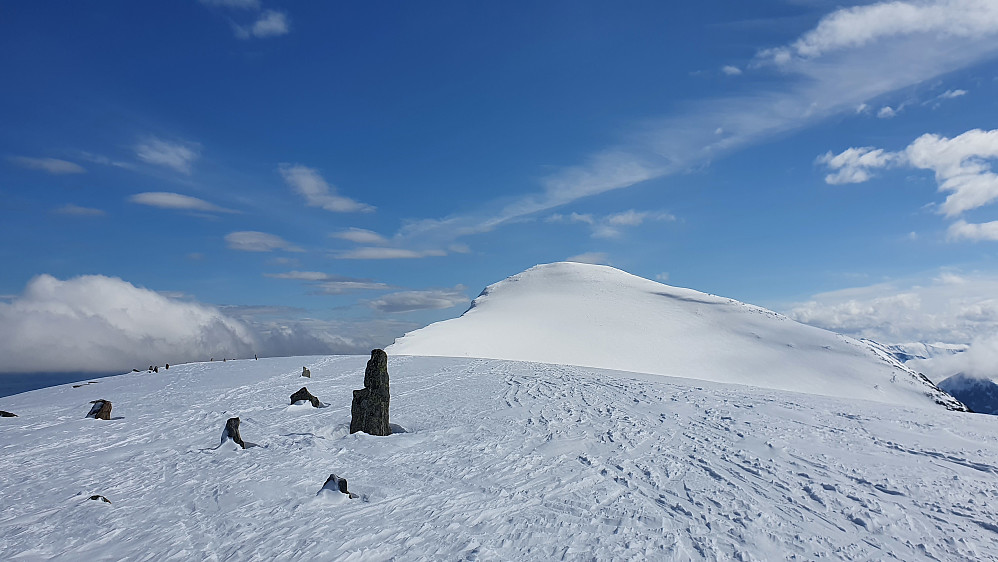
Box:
[221,417,246,449]
[290,386,321,408]
[86,400,112,420]
[302,366,311,378]
[350,349,391,436]
[317,473,358,498]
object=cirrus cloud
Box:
[279,164,374,213]
[129,192,238,214]
[225,231,304,252]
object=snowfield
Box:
[389,263,962,410]
[1,355,996,561]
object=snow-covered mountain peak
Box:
[389,262,964,410]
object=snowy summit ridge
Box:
[390,262,963,410]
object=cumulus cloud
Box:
[333,247,446,259]
[948,219,998,241]
[0,274,257,373]
[819,129,998,232]
[330,228,389,245]
[0,274,417,373]
[279,164,373,213]
[53,204,105,217]
[135,138,201,174]
[129,192,237,214]
[816,147,899,184]
[8,156,85,175]
[877,106,897,119]
[787,270,998,347]
[721,65,742,76]
[264,271,393,294]
[225,231,304,252]
[367,286,468,313]
[234,10,290,39]
[757,0,998,65]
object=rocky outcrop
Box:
[350,349,391,436]
[317,473,358,499]
[87,400,112,420]
[290,386,320,408]
[221,417,246,449]
[302,366,311,378]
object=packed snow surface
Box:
[390,262,960,409]
[1,356,996,560]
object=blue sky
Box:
[3,0,998,373]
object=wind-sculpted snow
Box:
[0,356,995,560]
[390,262,964,410]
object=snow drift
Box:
[389,262,962,410]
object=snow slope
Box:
[1,356,995,560]
[390,262,962,410]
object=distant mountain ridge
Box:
[389,262,966,411]
[938,373,998,415]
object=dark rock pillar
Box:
[350,349,391,435]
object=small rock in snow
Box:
[0,410,17,417]
[89,495,111,503]
[290,386,321,408]
[302,366,311,378]
[86,400,112,420]
[318,473,358,499]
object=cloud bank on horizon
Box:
[3,0,998,378]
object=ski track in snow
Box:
[1,355,996,561]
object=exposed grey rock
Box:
[87,400,112,420]
[350,349,391,436]
[221,417,246,449]
[302,366,311,378]
[0,410,16,417]
[290,386,320,408]
[318,473,358,499]
[89,495,111,503]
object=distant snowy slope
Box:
[389,262,962,410]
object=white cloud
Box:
[816,146,899,184]
[566,252,609,265]
[393,0,998,250]
[0,274,416,372]
[129,192,237,214]
[53,204,104,217]
[134,138,201,174]
[200,0,260,9]
[721,65,742,76]
[0,274,257,373]
[279,164,374,213]
[655,272,670,282]
[819,128,998,220]
[225,231,304,252]
[947,219,998,241]
[8,156,85,175]
[757,0,998,64]
[548,209,674,239]
[235,10,289,39]
[333,247,446,259]
[330,228,389,245]
[264,271,393,294]
[367,286,468,313]
[877,106,897,119]
[787,270,998,347]
[938,88,967,99]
